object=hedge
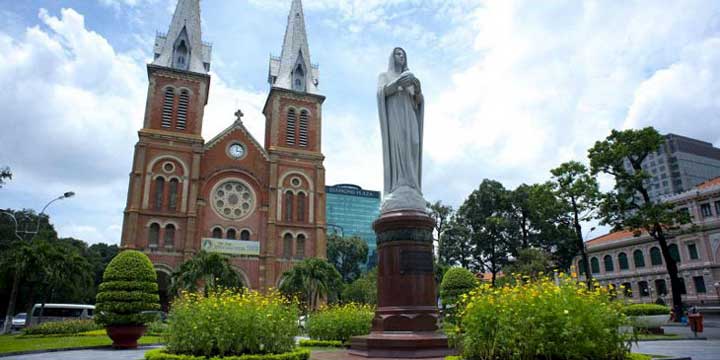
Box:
[21,319,102,335]
[440,267,478,301]
[144,348,311,360]
[95,250,160,326]
[623,304,670,316]
[297,339,345,348]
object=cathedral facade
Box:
[120,0,326,294]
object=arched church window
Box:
[154,178,165,210]
[149,223,160,247]
[286,108,296,145]
[299,110,309,147]
[283,233,293,259]
[172,27,190,71]
[240,230,251,241]
[176,90,189,130]
[212,227,223,238]
[168,179,179,211]
[164,224,175,248]
[284,191,294,222]
[226,228,237,240]
[295,234,305,259]
[162,88,175,128]
[293,63,305,92]
[297,192,306,222]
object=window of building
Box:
[715,201,720,216]
[297,193,306,222]
[295,234,305,259]
[638,281,649,297]
[168,179,179,211]
[286,108,296,145]
[618,252,629,270]
[240,230,250,241]
[687,243,699,260]
[164,224,175,248]
[154,178,165,210]
[226,228,237,240]
[622,282,633,298]
[298,110,309,147]
[176,90,189,130]
[283,234,293,259]
[284,191,294,222]
[678,277,687,295]
[633,249,645,268]
[162,88,175,128]
[700,203,713,218]
[655,279,667,296]
[591,257,600,274]
[603,255,614,272]
[212,227,222,238]
[668,244,680,263]
[149,223,160,247]
[650,247,663,266]
[578,259,586,275]
[693,276,707,294]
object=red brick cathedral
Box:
[120,0,326,295]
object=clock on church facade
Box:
[119,0,326,303]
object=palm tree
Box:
[170,251,243,296]
[279,258,342,313]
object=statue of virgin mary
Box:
[377,47,426,213]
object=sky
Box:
[1,0,720,245]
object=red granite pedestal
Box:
[349,210,454,359]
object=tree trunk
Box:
[1,273,20,334]
[571,197,592,289]
[653,224,683,321]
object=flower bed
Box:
[307,303,373,342]
[456,275,630,360]
[163,289,299,358]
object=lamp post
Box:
[1,192,75,334]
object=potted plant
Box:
[95,250,160,349]
[623,304,670,332]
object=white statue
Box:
[377,47,426,213]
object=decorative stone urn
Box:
[106,325,147,349]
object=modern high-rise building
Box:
[325,184,381,268]
[624,133,720,202]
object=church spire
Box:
[268,0,319,94]
[152,0,212,74]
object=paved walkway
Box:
[0,346,160,360]
[633,340,720,360]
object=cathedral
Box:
[120,0,326,299]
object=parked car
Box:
[28,304,94,327]
[11,313,27,330]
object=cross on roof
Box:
[234,109,244,123]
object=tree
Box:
[588,127,690,320]
[459,179,516,285]
[438,217,475,269]
[508,184,533,249]
[0,167,11,188]
[503,248,554,279]
[279,258,342,313]
[170,251,243,296]
[327,234,369,283]
[341,268,377,305]
[550,161,601,288]
[428,200,453,245]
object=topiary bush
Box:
[22,319,102,336]
[440,267,479,306]
[95,250,160,326]
[622,304,670,316]
[307,303,374,342]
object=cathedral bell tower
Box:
[262,0,327,287]
[121,0,211,257]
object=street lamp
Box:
[1,191,75,334]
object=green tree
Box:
[428,200,453,246]
[459,179,516,285]
[0,167,11,188]
[170,251,243,296]
[279,258,342,313]
[588,127,690,320]
[327,234,369,283]
[438,217,475,269]
[550,161,601,287]
[341,268,377,305]
[503,248,554,279]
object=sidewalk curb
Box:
[0,344,161,358]
[638,337,707,341]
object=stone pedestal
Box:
[349,210,453,358]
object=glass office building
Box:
[326,184,381,268]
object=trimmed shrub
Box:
[440,267,478,306]
[165,289,298,357]
[22,319,102,335]
[144,348,310,360]
[622,304,670,316]
[297,339,345,348]
[307,303,373,342]
[457,274,630,360]
[147,320,169,336]
[95,250,160,326]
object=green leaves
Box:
[278,258,342,313]
[307,304,373,342]
[170,251,243,296]
[326,234,369,283]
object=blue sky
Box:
[1,0,720,244]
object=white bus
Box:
[28,304,95,327]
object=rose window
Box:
[212,181,254,220]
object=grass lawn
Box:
[636,333,681,341]
[0,334,162,354]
